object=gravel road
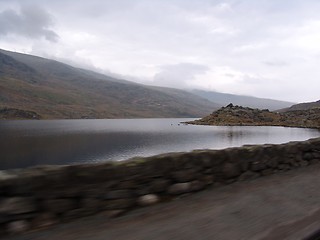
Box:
[7,164,320,240]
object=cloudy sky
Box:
[0,0,320,102]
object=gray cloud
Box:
[0,5,58,42]
[153,63,209,88]
[262,60,288,67]
[224,73,235,78]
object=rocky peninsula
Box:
[188,103,320,129]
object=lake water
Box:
[0,118,319,170]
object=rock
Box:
[40,187,82,199]
[0,171,18,182]
[222,163,241,178]
[226,103,234,108]
[63,209,88,222]
[104,190,133,200]
[82,186,104,198]
[313,152,320,159]
[278,164,291,171]
[240,159,250,172]
[104,209,126,218]
[80,198,102,214]
[226,179,236,184]
[209,151,227,166]
[261,169,273,176]
[41,166,69,187]
[201,175,214,185]
[135,184,152,196]
[251,161,266,171]
[117,180,137,189]
[4,212,37,223]
[238,171,260,181]
[137,194,160,206]
[227,148,248,164]
[266,158,278,168]
[103,199,135,210]
[0,197,36,214]
[168,183,192,195]
[281,156,296,165]
[190,180,206,192]
[149,179,171,193]
[0,214,8,224]
[31,213,58,229]
[310,159,319,165]
[299,160,309,167]
[7,220,30,234]
[303,153,314,161]
[199,153,214,168]
[43,199,76,214]
[169,153,192,170]
[171,170,198,182]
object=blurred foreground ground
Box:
[7,164,320,240]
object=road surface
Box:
[7,164,320,240]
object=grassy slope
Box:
[0,50,216,119]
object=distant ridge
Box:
[191,89,295,111]
[280,100,320,112]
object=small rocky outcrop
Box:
[188,103,320,129]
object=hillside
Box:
[0,49,217,119]
[280,100,320,112]
[189,103,320,129]
[191,89,294,111]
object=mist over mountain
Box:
[191,89,295,111]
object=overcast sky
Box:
[1,0,320,102]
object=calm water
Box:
[0,118,319,170]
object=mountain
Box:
[0,49,218,119]
[280,100,320,112]
[191,89,295,111]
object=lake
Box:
[0,118,319,170]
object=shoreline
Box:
[185,121,320,130]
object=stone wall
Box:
[1,137,320,235]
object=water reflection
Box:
[0,119,319,169]
[223,127,244,145]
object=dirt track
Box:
[7,164,320,240]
